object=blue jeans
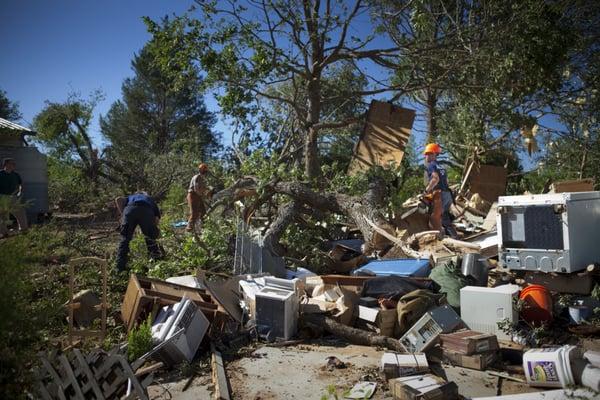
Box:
[441,191,456,237]
[116,204,160,271]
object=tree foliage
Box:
[144,0,411,180]
[0,89,22,121]
[100,35,219,194]
[33,91,110,189]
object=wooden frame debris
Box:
[67,257,109,345]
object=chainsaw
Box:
[417,192,435,215]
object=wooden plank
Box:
[211,345,232,400]
[134,362,164,377]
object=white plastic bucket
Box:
[523,345,581,388]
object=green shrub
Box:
[127,316,153,361]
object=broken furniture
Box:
[389,373,459,400]
[151,296,210,365]
[381,352,429,380]
[497,191,600,273]
[121,274,219,332]
[67,257,109,345]
[460,284,520,341]
[399,304,462,353]
[35,348,154,400]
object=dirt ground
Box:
[146,338,571,400]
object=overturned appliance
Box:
[151,296,210,365]
[497,191,600,273]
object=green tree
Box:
[144,1,412,180]
[375,0,572,162]
[100,38,218,193]
[0,89,22,121]
[33,92,111,190]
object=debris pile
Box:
[35,175,600,399]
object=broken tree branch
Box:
[301,313,406,352]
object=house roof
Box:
[0,117,36,135]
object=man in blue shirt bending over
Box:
[115,191,162,272]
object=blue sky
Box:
[0,0,203,145]
[0,0,543,170]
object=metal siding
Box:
[0,146,49,216]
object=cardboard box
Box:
[443,349,498,370]
[121,274,218,332]
[390,374,458,400]
[356,307,397,337]
[550,178,595,193]
[439,330,499,355]
[381,353,429,380]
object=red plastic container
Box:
[520,284,553,326]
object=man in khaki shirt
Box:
[186,163,212,232]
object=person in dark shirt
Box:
[0,158,28,237]
[423,144,457,238]
[114,191,162,272]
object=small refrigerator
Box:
[460,284,520,341]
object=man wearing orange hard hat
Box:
[423,143,457,238]
[186,163,212,232]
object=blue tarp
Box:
[353,258,431,277]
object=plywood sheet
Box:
[349,101,415,173]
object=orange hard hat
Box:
[198,163,208,172]
[423,143,442,155]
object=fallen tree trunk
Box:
[301,313,406,352]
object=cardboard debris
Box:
[349,100,415,173]
[439,330,499,355]
[550,178,595,193]
[442,348,498,370]
[467,164,507,204]
[381,352,429,380]
[389,374,459,400]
